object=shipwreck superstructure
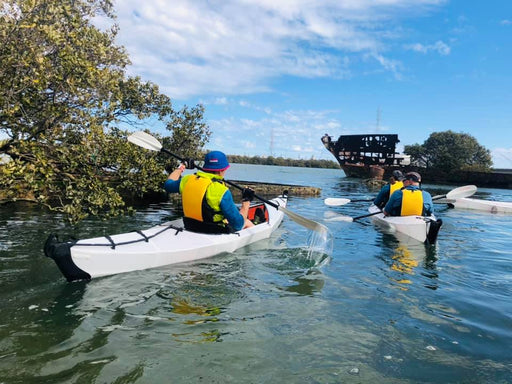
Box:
[321,133,410,179]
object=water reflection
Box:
[254,247,328,298]
[390,245,419,281]
[283,269,326,296]
[378,234,439,290]
[154,268,240,343]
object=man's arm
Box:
[163,164,186,193]
[374,185,390,208]
[383,190,402,216]
[423,191,434,215]
[219,190,246,231]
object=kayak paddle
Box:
[432,184,477,201]
[326,184,478,222]
[324,210,384,222]
[128,131,329,234]
[324,197,374,206]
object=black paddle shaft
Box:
[352,210,382,221]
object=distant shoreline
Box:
[227,154,339,169]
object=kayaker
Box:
[383,171,433,217]
[373,170,404,208]
[164,151,255,233]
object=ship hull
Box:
[341,164,386,179]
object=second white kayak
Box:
[368,204,443,244]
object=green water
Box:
[1,164,511,383]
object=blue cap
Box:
[203,151,230,172]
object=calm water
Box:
[1,164,511,383]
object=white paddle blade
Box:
[323,211,354,222]
[324,198,351,206]
[128,131,163,152]
[445,185,477,200]
[279,206,329,234]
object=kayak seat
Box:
[248,203,269,225]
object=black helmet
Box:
[404,172,421,182]
[392,170,404,181]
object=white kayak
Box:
[368,204,442,244]
[446,197,512,214]
[45,195,287,282]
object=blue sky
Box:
[106,0,512,167]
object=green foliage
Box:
[0,0,209,223]
[227,154,340,169]
[404,131,493,173]
[161,104,211,172]
[402,143,428,168]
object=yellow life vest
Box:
[400,189,424,216]
[180,171,228,223]
[389,181,404,198]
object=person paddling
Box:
[164,151,255,233]
[383,171,433,217]
[373,170,405,209]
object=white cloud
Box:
[241,140,257,149]
[215,97,228,105]
[205,106,387,159]
[405,40,451,55]
[369,53,404,79]
[105,0,446,99]
[500,20,511,25]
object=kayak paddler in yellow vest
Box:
[164,151,255,233]
[373,170,405,209]
[383,172,434,217]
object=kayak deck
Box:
[45,196,287,282]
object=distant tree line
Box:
[227,155,340,169]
